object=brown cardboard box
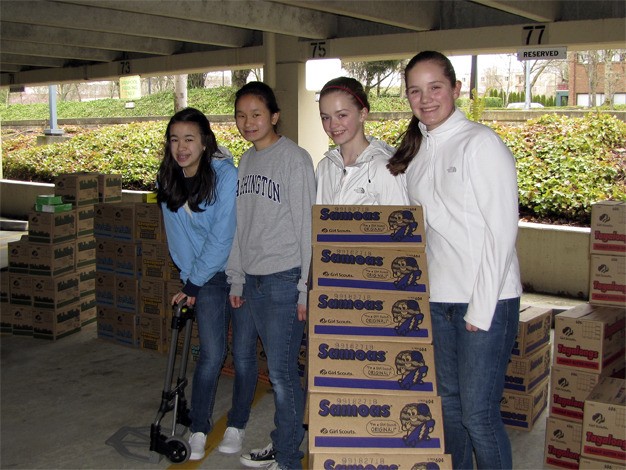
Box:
[581,377,626,465]
[549,359,625,424]
[308,390,444,454]
[512,305,552,357]
[94,203,116,238]
[77,264,96,297]
[28,211,76,243]
[9,272,32,305]
[114,240,142,278]
[139,278,167,316]
[500,377,548,431]
[504,342,551,393]
[135,203,166,242]
[553,304,625,374]
[139,314,166,353]
[113,311,138,347]
[308,336,437,395]
[308,288,432,343]
[0,269,8,304]
[309,452,452,470]
[29,240,75,276]
[98,174,122,203]
[10,303,32,336]
[115,275,139,313]
[54,173,99,207]
[311,244,429,294]
[7,236,30,273]
[590,201,626,256]
[112,203,137,240]
[142,241,179,280]
[32,271,79,309]
[95,271,115,306]
[76,205,95,237]
[95,238,115,272]
[80,293,97,325]
[311,205,426,247]
[550,365,603,424]
[544,416,582,469]
[589,254,626,307]
[96,305,115,340]
[75,235,96,268]
[32,301,81,340]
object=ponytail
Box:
[387,116,422,176]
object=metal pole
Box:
[45,85,63,135]
[524,63,531,110]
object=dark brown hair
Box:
[387,51,457,175]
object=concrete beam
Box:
[1,22,179,56]
[0,39,119,62]
[0,0,253,47]
[471,0,560,22]
[1,46,265,86]
[63,0,338,39]
[273,0,439,31]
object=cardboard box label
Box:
[308,391,444,453]
[512,305,552,357]
[308,337,437,394]
[590,201,626,255]
[312,245,429,293]
[312,205,426,246]
[309,289,431,342]
[309,452,452,470]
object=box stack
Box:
[307,205,451,469]
[5,173,121,341]
[543,200,626,469]
[501,305,552,432]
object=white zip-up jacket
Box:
[316,137,408,205]
[406,109,522,331]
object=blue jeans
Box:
[190,271,258,434]
[242,267,306,470]
[431,298,520,470]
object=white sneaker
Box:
[188,432,207,461]
[265,462,285,470]
[218,426,245,454]
[240,442,276,467]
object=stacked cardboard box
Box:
[544,303,625,469]
[4,173,121,341]
[589,201,625,307]
[307,205,451,469]
[543,200,626,469]
[501,305,552,431]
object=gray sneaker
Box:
[239,442,275,468]
[218,426,245,454]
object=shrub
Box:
[2,113,624,226]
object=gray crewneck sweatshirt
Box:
[226,136,316,306]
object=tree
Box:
[231,69,251,89]
[174,74,188,112]
[188,72,208,89]
[578,50,601,107]
[342,60,403,96]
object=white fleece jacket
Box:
[316,137,408,205]
[406,109,522,331]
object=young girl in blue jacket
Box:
[157,107,258,461]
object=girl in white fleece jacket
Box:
[388,51,522,470]
[316,76,407,205]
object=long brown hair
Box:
[387,51,457,175]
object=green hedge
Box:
[2,113,625,225]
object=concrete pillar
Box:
[272,35,327,168]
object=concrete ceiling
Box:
[1,0,625,87]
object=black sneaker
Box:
[239,442,275,468]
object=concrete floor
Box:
[1,227,582,469]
